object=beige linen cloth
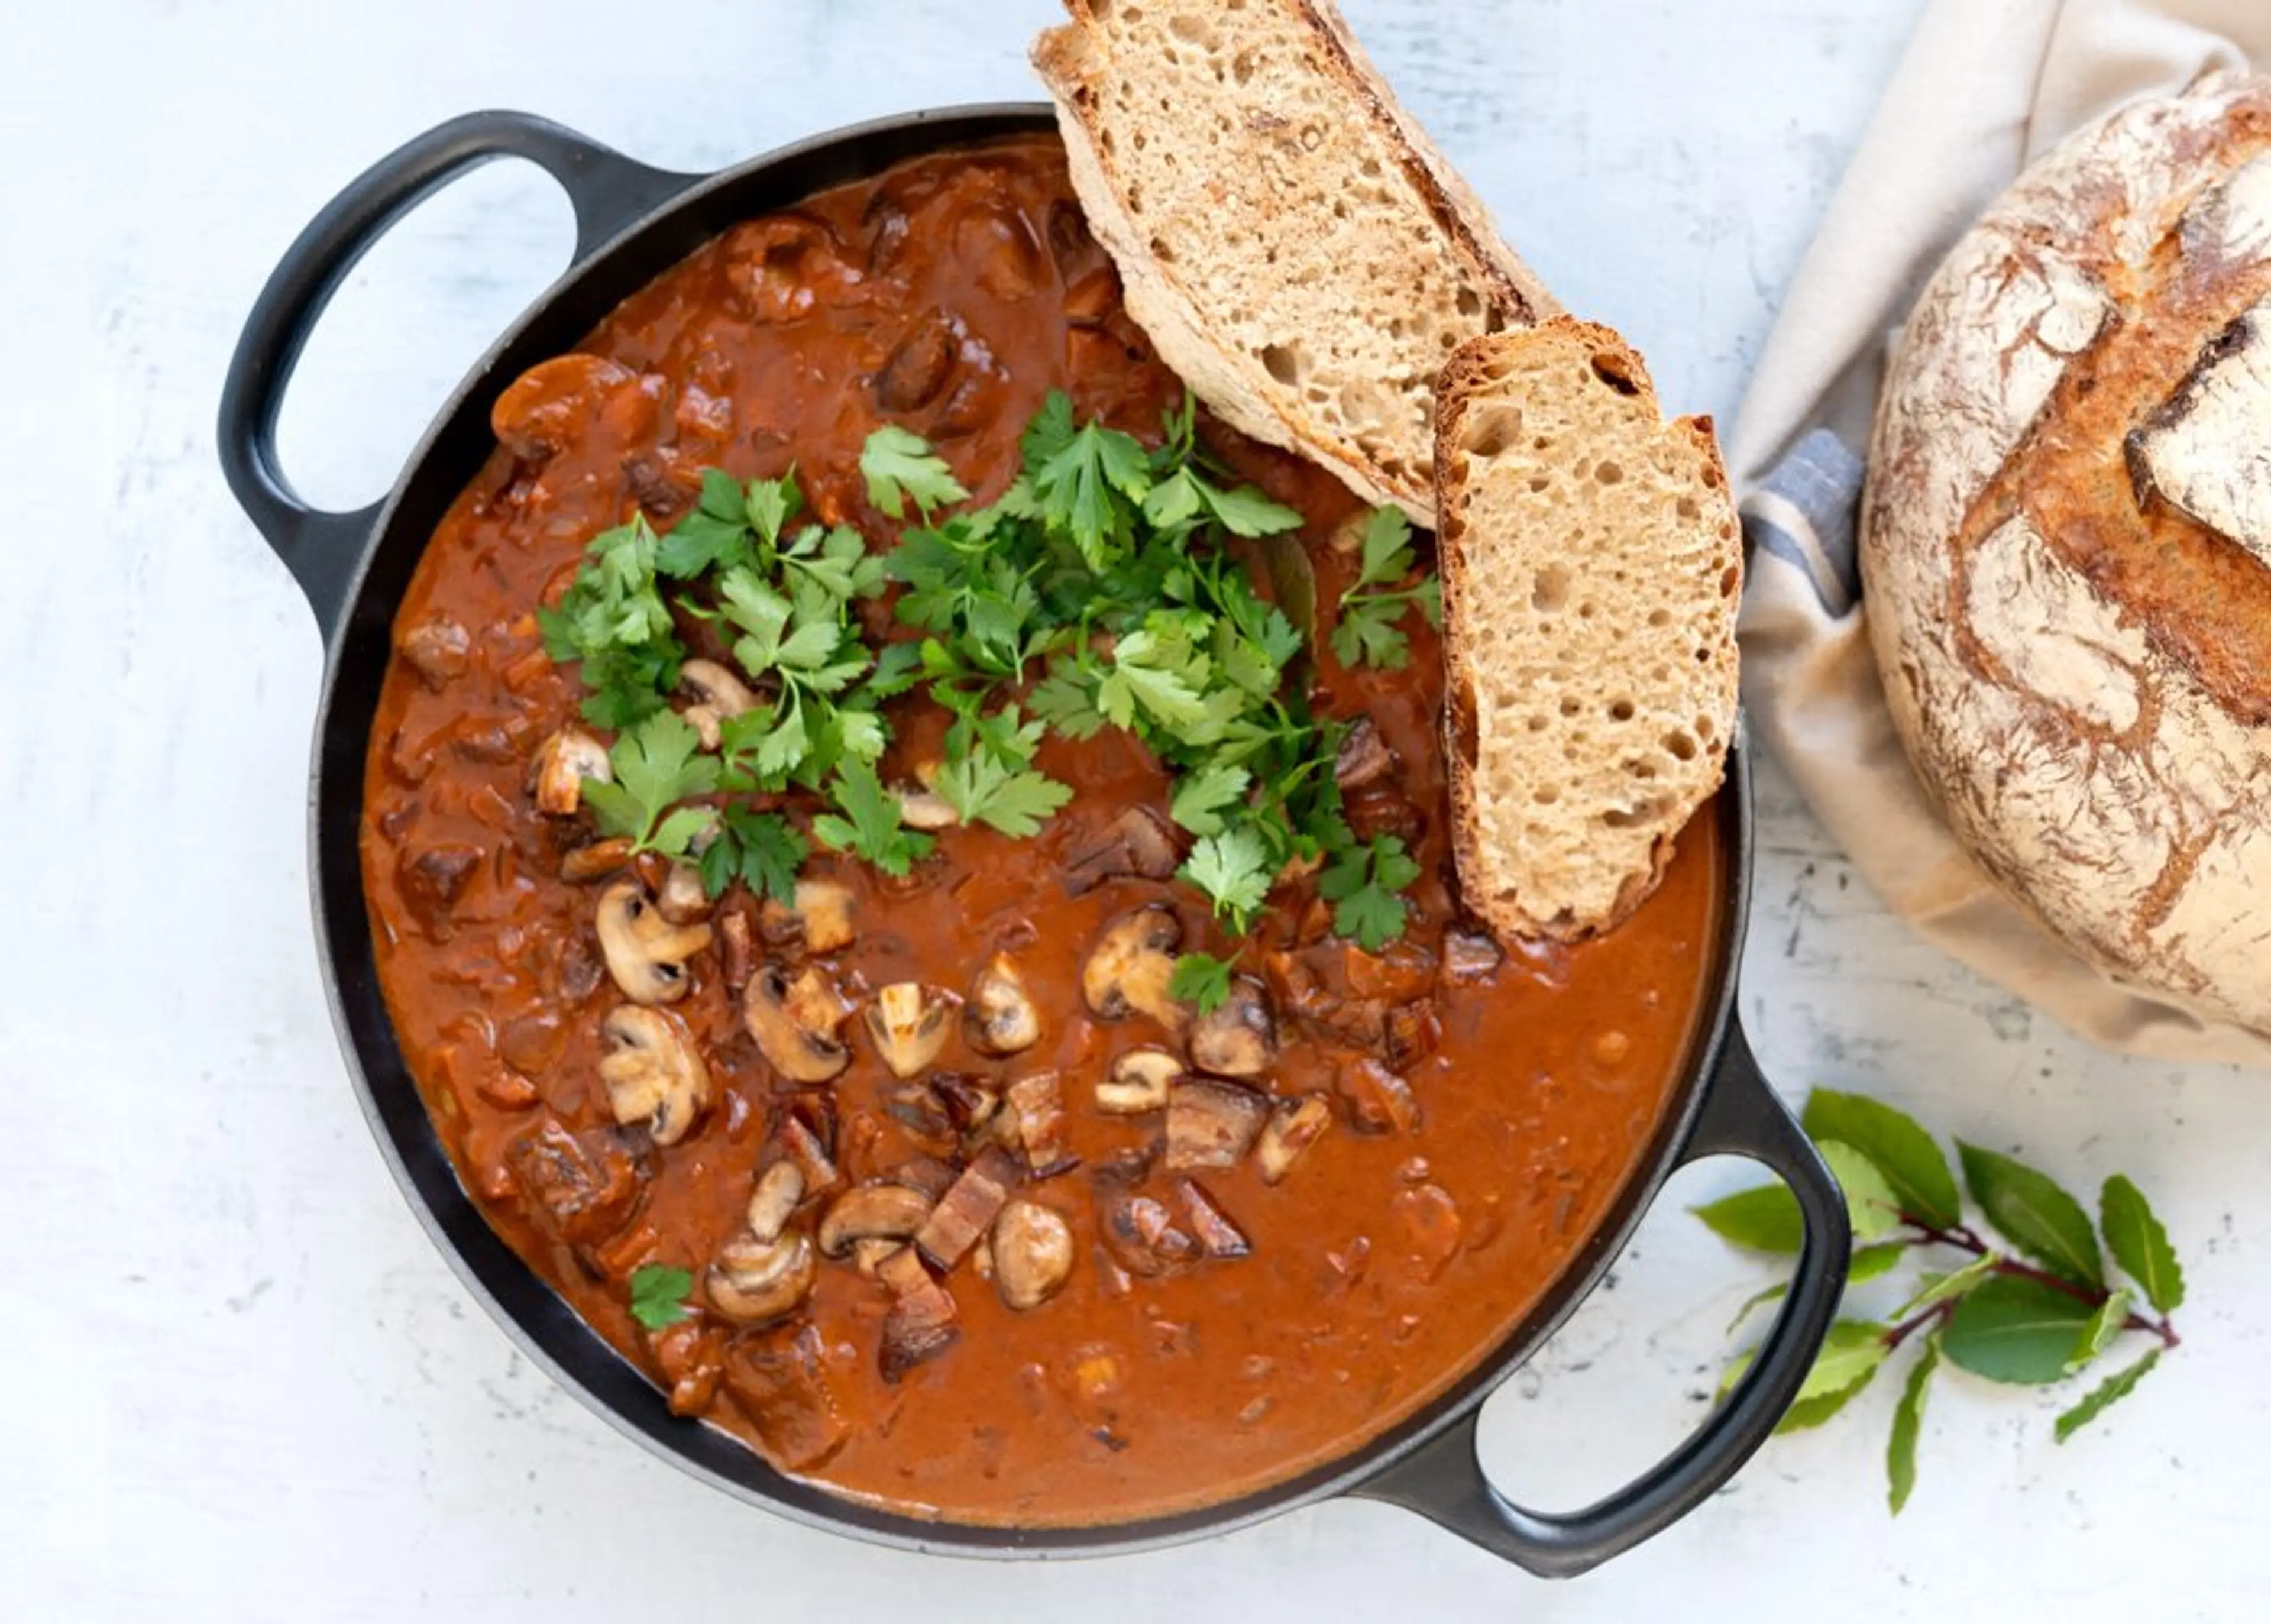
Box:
[1730,0,2271,1065]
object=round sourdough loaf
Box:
[1864,72,2271,1033]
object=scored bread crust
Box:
[1863,72,2271,1033]
[1435,319,1742,943]
[1033,0,1559,526]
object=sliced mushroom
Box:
[529,726,613,816]
[745,1161,806,1243]
[680,658,759,751]
[1335,1056,1419,1135]
[1444,929,1505,983]
[932,1072,1001,1138]
[1164,1078,1270,1170]
[965,955,1041,1056]
[778,1112,840,1195]
[915,1146,1021,1270]
[1334,715,1396,791]
[862,982,956,1078]
[817,1182,934,1257]
[992,1199,1075,1310]
[876,1247,960,1382]
[1065,805,1182,895]
[759,878,857,955]
[706,1231,817,1327]
[656,859,710,925]
[1175,1179,1251,1259]
[898,784,960,830]
[743,963,851,1082]
[882,1081,955,1149]
[1082,906,1188,1030]
[1096,1048,1181,1115]
[1255,1095,1332,1185]
[1188,977,1277,1078]
[561,836,635,884]
[1096,1184,1200,1278]
[596,1005,713,1147]
[595,881,714,1005]
[1005,1071,1069,1174]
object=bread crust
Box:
[1033,0,1558,525]
[1863,72,2271,1031]
[1435,320,1740,942]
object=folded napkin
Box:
[1729,0,2271,1066]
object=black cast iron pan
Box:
[218,105,1849,1577]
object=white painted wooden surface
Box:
[9,0,2270,1616]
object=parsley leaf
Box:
[812,758,934,876]
[581,711,720,855]
[1331,505,1443,671]
[860,424,970,517]
[1033,420,1154,569]
[1169,952,1237,1017]
[1179,825,1276,932]
[1169,761,1251,837]
[628,1263,694,1331]
[698,804,807,904]
[1319,833,1422,950]
[538,513,685,726]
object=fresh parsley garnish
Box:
[860,424,971,518]
[811,757,935,877]
[698,805,807,905]
[1169,952,1238,1017]
[1179,826,1276,933]
[1319,833,1423,951]
[1330,506,1443,671]
[627,1263,695,1331]
[538,513,685,727]
[539,397,1425,948]
[580,711,720,858]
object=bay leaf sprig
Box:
[1694,1088,2186,1513]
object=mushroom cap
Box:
[705,1231,817,1327]
[818,1182,936,1257]
[965,954,1043,1056]
[863,982,956,1078]
[992,1199,1075,1311]
[530,726,612,816]
[595,880,714,1005]
[1188,976,1277,1078]
[596,1005,712,1146]
[1083,905,1189,1030]
[743,962,852,1083]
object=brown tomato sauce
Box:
[360,135,1723,1526]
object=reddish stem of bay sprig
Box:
[1878,1217,2181,1353]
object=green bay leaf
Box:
[1691,1183,1803,1254]
[1803,1088,1961,1230]
[2100,1175,2186,1315]
[1942,1274,2095,1386]
[1888,1335,1940,1515]
[1958,1143,2105,1289]
[2055,1348,2162,1444]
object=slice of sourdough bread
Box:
[1434,319,1743,942]
[1032,0,1558,525]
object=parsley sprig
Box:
[539,394,1430,947]
[1331,506,1444,671]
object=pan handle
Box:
[1347,1019,1848,1578]
[217,111,700,642]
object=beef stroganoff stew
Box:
[360,135,1724,1526]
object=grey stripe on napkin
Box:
[1739,428,1866,617]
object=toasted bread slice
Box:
[1032,0,1558,525]
[1435,320,1742,942]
